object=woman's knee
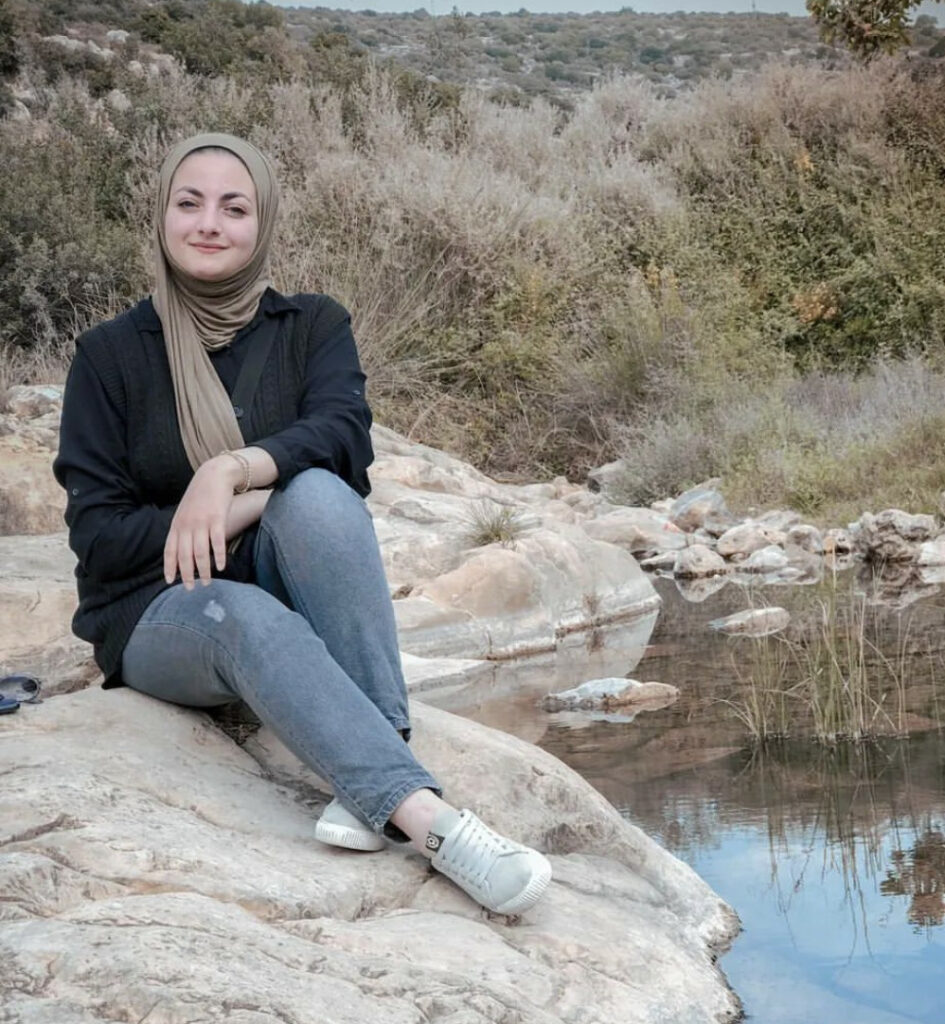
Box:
[263,468,370,538]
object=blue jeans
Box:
[121,468,441,834]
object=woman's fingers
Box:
[212,520,227,573]
[192,528,213,586]
[176,530,196,590]
[164,528,179,585]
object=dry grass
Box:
[3,52,945,510]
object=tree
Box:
[806,0,927,59]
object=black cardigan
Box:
[53,289,374,686]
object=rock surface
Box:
[857,509,938,563]
[0,688,739,1024]
[675,544,728,578]
[709,607,790,636]
[542,677,679,711]
[669,481,731,534]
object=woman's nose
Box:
[196,207,221,235]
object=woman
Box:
[53,133,551,916]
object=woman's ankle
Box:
[389,788,458,857]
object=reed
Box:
[723,576,939,745]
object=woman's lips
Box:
[191,243,226,253]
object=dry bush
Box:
[3,48,945,503]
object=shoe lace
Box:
[446,815,510,887]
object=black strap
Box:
[230,326,279,442]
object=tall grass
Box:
[721,574,941,745]
[3,47,945,515]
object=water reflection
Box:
[883,828,945,933]
[421,568,945,1023]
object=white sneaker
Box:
[428,809,552,915]
[315,798,387,852]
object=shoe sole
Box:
[314,820,387,852]
[492,858,553,915]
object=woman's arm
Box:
[247,299,373,492]
[54,346,179,583]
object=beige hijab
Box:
[152,133,280,470]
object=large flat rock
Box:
[0,687,739,1023]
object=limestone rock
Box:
[823,527,855,555]
[640,550,679,571]
[8,99,30,121]
[787,524,824,554]
[675,574,729,603]
[709,607,790,636]
[716,523,780,561]
[674,544,728,578]
[0,688,739,1024]
[406,527,658,659]
[741,545,790,573]
[917,538,945,567]
[583,506,687,556]
[0,534,90,686]
[541,677,679,711]
[105,29,130,43]
[586,458,627,495]
[858,509,937,562]
[669,481,731,534]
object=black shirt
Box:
[53,288,374,685]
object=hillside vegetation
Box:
[2,0,945,522]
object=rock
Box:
[0,534,95,690]
[400,650,492,693]
[669,481,730,533]
[691,527,717,548]
[741,545,790,573]
[639,550,678,571]
[650,498,673,515]
[709,607,790,636]
[917,538,945,567]
[5,384,63,419]
[857,509,938,563]
[541,677,679,711]
[0,688,739,1024]
[407,527,659,659]
[674,544,728,578]
[586,458,627,495]
[127,59,145,76]
[786,524,823,554]
[8,99,30,121]
[675,574,729,603]
[105,29,129,44]
[716,523,781,561]
[583,506,686,557]
[754,509,802,531]
[823,527,855,555]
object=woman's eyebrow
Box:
[172,186,253,203]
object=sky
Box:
[275,0,943,21]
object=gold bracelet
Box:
[220,449,252,494]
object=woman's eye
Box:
[177,199,197,209]
[227,206,247,217]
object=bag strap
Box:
[231,324,279,442]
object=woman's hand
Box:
[164,455,242,589]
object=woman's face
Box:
[164,149,259,281]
